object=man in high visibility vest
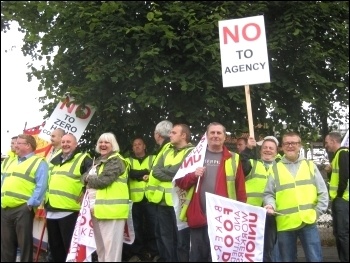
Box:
[1,136,18,180]
[46,128,65,162]
[176,122,247,262]
[264,131,329,262]
[45,133,93,262]
[241,135,280,262]
[1,134,49,262]
[145,120,173,262]
[149,123,194,262]
[123,138,157,262]
[325,131,349,262]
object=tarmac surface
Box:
[33,245,339,262]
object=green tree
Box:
[1,1,348,153]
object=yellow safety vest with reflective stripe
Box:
[127,155,155,202]
[47,149,63,172]
[245,160,270,206]
[46,153,88,211]
[272,160,317,231]
[1,154,17,180]
[1,155,44,208]
[329,148,349,201]
[180,152,239,222]
[146,142,172,202]
[149,146,194,206]
[94,153,130,219]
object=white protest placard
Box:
[219,15,270,87]
[206,192,266,262]
[172,133,207,230]
[66,192,96,262]
[39,96,95,142]
[341,129,349,147]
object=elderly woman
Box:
[83,132,129,262]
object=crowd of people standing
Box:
[1,122,348,262]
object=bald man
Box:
[46,128,65,161]
[45,133,93,262]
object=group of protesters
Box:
[1,120,348,262]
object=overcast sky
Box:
[1,22,45,154]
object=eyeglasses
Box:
[282,142,300,147]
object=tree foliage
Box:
[1,1,348,154]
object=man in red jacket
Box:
[176,122,246,262]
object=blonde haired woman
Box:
[83,132,129,262]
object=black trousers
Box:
[1,204,34,262]
[46,212,79,262]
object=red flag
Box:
[23,123,51,158]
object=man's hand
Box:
[195,167,206,178]
[247,136,257,149]
[143,174,149,181]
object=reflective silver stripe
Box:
[226,177,235,182]
[130,188,144,193]
[147,185,158,191]
[279,207,299,214]
[247,193,263,198]
[51,153,86,179]
[49,189,79,200]
[295,179,315,186]
[164,188,172,193]
[1,191,31,200]
[329,186,337,191]
[148,157,154,169]
[299,203,314,210]
[183,199,190,206]
[117,178,127,184]
[10,157,42,184]
[11,172,36,184]
[332,168,339,173]
[277,183,295,191]
[95,199,129,205]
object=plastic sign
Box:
[219,15,270,87]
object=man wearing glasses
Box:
[263,131,329,262]
[1,134,49,262]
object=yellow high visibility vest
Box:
[272,160,317,231]
[329,148,349,201]
[94,152,130,219]
[245,160,270,206]
[1,155,44,208]
[46,153,88,211]
[145,142,172,202]
[148,146,194,206]
[127,155,155,202]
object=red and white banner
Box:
[66,192,96,262]
[123,200,135,244]
[172,133,207,230]
[206,192,266,262]
[39,96,95,142]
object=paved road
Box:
[297,245,338,262]
[34,245,338,262]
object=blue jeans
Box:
[278,223,322,262]
[332,197,349,262]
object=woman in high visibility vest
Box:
[83,132,130,262]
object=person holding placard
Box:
[176,122,246,262]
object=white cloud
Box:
[1,22,45,154]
